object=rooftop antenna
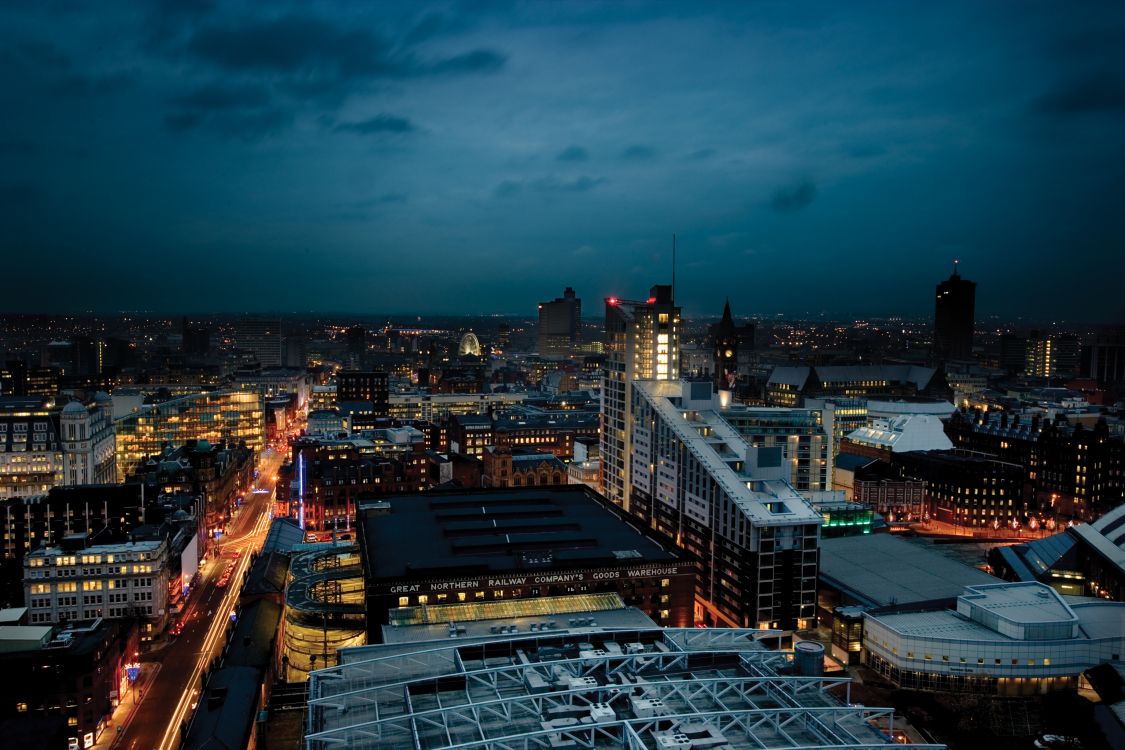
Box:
[671,234,677,301]
[953,258,959,276]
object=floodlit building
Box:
[629,379,822,631]
[864,581,1125,696]
[113,390,263,481]
[304,616,935,750]
[24,537,171,635]
[601,284,679,510]
[387,391,526,422]
[0,395,115,499]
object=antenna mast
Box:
[672,234,677,300]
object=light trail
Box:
[155,484,275,750]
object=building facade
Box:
[629,379,822,631]
[601,284,679,511]
[24,538,170,635]
[933,262,975,362]
[537,286,581,358]
[114,390,263,481]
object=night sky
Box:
[2,1,1123,320]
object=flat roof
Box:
[359,486,683,581]
[819,533,998,608]
[961,582,1076,624]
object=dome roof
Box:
[94,391,112,403]
[61,401,87,415]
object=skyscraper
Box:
[600,284,679,511]
[536,286,581,357]
[933,261,975,362]
[233,319,282,368]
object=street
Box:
[106,446,286,750]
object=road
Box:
[111,446,286,750]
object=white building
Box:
[864,581,1125,696]
[24,538,170,636]
[386,391,526,422]
[59,394,116,486]
[844,414,953,454]
[629,379,823,631]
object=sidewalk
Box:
[92,662,161,750]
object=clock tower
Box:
[713,299,738,392]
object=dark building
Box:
[1,359,28,396]
[999,333,1028,374]
[1082,332,1125,387]
[0,484,148,607]
[536,287,581,358]
[0,618,137,750]
[892,450,1027,529]
[180,317,210,356]
[336,370,388,415]
[345,325,366,354]
[933,261,976,363]
[356,485,696,641]
[945,410,1125,519]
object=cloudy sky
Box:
[2,1,1123,320]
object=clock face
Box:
[724,349,733,358]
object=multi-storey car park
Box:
[303,616,943,750]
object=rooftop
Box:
[819,534,997,609]
[359,486,683,581]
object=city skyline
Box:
[2,2,1123,321]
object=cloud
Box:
[621,144,657,161]
[332,114,418,135]
[166,107,293,142]
[688,148,715,160]
[494,175,607,197]
[1034,70,1125,116]
[770,180,817,213]
[557,145,588,162]
[376,192,407,204]
[182,14,505,104]
[172,82,272,111]
[532,175,607,192]
[494,180,521,198]
[428,49,506,75]
[0,40,134,97]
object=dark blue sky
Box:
[2,1,1123,320]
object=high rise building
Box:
[233,319,282,368]
[536,286,581,357]
[933,261,975,363]
[345,325,366,354]
[601,284,679,510]
[337,371,389,415]
[629,379,822,629]
[1082,332,1125,385]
